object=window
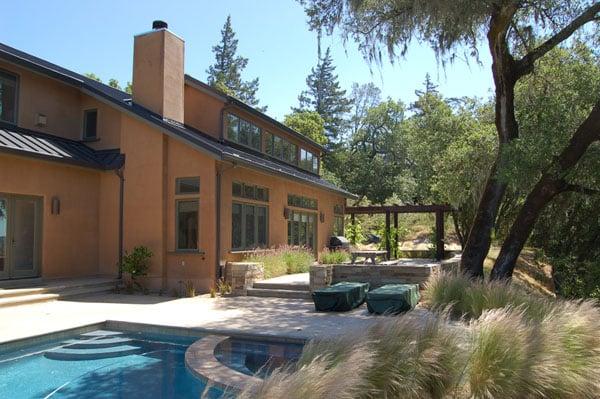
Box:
[288,194,318,210]
[265,132,298,165]
[232,182,269,202]
[226,113,261,151]
[232,202,268,250]
[300,149,319,174]
[0,70,18,124]
[333,204,344,235]
[176,200,198,250]
[82,109,98,140]
[176,177,200,195]
[287,210,316,249]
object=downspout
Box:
[216,166,222,280]
[115,167,125,279]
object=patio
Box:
[0,291,422,346]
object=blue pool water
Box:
[0,330,224,399]
[214,337,304,378]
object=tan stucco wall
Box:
[0,60,122,149]
[219,164,345,262]
[0,153,120,278]
[183,85,223,139]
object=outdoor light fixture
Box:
[320,212,325,223]
[51,196,60,215]
[283,207,290,219]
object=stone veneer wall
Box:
[309,256,461,291]
[224,262,264,296]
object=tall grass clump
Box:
[423,270,552,320]
[242,312,466,399]
[245,246,314,278]
[319,249,350,264]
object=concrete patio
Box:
[0,291,411,345]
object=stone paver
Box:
[256,273,309,285]
[0,292,394,344]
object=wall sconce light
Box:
[35,113,47,127]
[283,207,290,219]
[320,212,325,223]
[51,196,61,215]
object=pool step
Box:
[63,337,133,349]
[44,344,142,361]
[246,287,311,300]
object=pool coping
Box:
[185,335,262,393]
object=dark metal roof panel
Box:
[0,124,123,170]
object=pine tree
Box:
[296,47,352,145]
[206,15,264,110]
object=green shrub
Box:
[246,246,315,278]
[319,249,349,264]
[422,270,552,320]
[120,246,153,289]
[344,220,364,245]
[553,257,600,300]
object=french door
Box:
[0,194,42,280]
[287,210,317,250]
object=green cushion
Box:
[312,282,370,312]
[366,284,420,314]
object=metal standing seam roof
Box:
[0,41,356,198]
[0,124,124,170]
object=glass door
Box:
[287,210,317,250]
[0,195,41,280]
[0,197,7,279]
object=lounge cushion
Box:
[312,282,370,312]
[366,284,420,314]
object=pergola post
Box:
[435,210,444,260]
[385,211,391,259]
[393,212,398,257]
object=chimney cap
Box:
[152,20,168,30]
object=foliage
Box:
[422,270,552,320]
[344,219,364,246]
[206,15,264,110]
[319,249,349,264]
[376,225,408,259]
[243,273,600,398]
[283,110,327,145]
[120,246,153,289]
[184,280,196,297]
[246,246,315,278]
[552,257,600,300]
[215,278,232,296]
[295,47,352,144]
[84,73,131,93]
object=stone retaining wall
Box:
[309,255,461,291]
[224,262,264,296]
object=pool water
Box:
[0,330,224,399]
[214,337,304,378]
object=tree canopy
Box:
[283,111,328,145]
[206,15,264,110]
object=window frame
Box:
[82,108,98,141]
[0,69,19,125]
[287,210,317,249]
[175,199,199,251]
[175,177,200,195]
[231,201,269,251]
[232,181,269,202]
[226,112,262,151]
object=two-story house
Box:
[0,21,354,291]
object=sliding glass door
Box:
[287,210,316,250]
[0,195,42,280]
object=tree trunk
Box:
[491,101,600,279]
[461,5,519,278]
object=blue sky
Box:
[3,0,494,120]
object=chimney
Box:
[132,20,184,123]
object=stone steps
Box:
[0,279,117,308]
[44,344,142,360]
[246,287,312,300]
[252,282,310,291]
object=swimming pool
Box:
[214,337,304,379]
[0,329,302,398]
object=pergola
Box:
[345,204,454,260]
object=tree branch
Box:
[515,3,600,78]
[561,183,600,196]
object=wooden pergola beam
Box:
[345,204,453,215]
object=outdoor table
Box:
[366,284,420,314]
[312,282,370,312]
[350,250,388,264]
